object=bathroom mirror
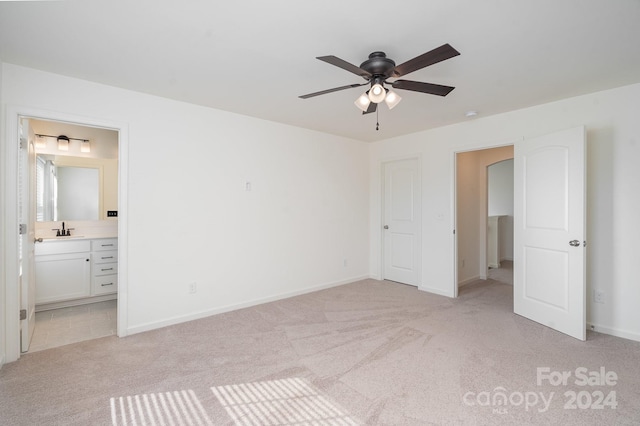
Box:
[36,154,100,222]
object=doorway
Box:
[453,127,587,340]
[26,119,119,352]
[3,106,129,363]
[455,146,514,294]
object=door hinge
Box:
[19,137,27,150]
[19,223,27,235]
[20,309,27,320]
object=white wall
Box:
[488,159,514,216]
[456,151,480,284]
[370,82,640,341]
[0,59,4,366]
[1,64,370,346]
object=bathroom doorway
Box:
[23,118,119,352]
[2,105,128,362]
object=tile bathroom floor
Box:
[29,299,117,352]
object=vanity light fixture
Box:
[35,133,91,153]
[57,135,70,151]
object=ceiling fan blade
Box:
[299,83,366,99]
[389,43,460,78]
[362,102,377,115]
[392,80,455,96]
[317,55,372,79]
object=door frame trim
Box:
[379,155,422,286]
[2,105,129,363]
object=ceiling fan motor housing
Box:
[360,52,396,79]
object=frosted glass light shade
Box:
[368,83,386,103]
[57,136,69,151]
[80,140,91,153]
[354,93,371,112]
[35,136,47,149]
[384,90,402,109]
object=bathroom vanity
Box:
[34,237,118,309]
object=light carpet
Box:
[1,278,639,425]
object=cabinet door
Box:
[35,253,91,304]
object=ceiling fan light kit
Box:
[300,43,460,129]
[384,90,402,110]
[354,93,371,112]
[368,83,386,103]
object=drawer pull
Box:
[101,256,114,260]
[101,283,114,287]
[101,267,114,272]
[101,244,114,247]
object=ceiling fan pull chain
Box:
[376,108,380,131]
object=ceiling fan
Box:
[299,43,460,115]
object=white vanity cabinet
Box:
[91,239,118,296]
[35,240,91,304]
[35,237,118,307]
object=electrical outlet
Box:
[188,282,197,294]
[594,290,605,304]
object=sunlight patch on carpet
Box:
[211,377,360,425]
[110,389,213,426]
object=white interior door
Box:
[514,126,586,340]
[383,158,421,286]
[19,118,37,352]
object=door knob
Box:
[569,240,580,247]
[383,225,389,229]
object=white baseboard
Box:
[0,353,5,370]
[126,275,370,336]
[587,322,640,343]
[457,275,481,288]
[35,294,117,312]
[419,285,454,298]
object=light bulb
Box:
[368,83,386,103]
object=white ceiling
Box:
[1,0,640,142]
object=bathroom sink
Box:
[40,235,85,241]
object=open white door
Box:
[514,126,586,340]
[19,118,37,352]
[382,158,421,286]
